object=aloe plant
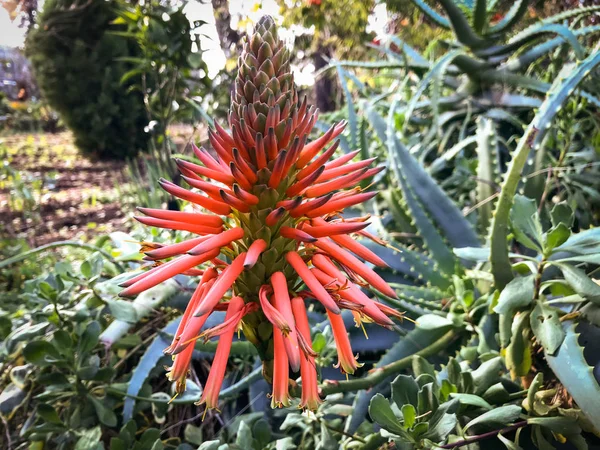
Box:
[329,0,600,232]
[337,50,600,444]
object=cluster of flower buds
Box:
[121,15,401,411]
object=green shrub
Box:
[25,0,148,159]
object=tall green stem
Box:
[489,51,600,289]
[319,330,456,395]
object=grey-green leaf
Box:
[494,275,535,314]
[464,405,522,431]
[530,303,565,355]
[392,375,420,410]
[527,417,581,436]
[545,323,600,432]
[511,195,543,252]
[544,223,570,253]
[369,393,404,435]
[557,263,600,304]
[449,393,492,410]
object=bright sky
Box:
[1,1,388,85]
[0,7,27,47]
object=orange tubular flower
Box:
[121,16,401,412]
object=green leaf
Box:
[53,330,73,352]
[506,312,532,377]
[544,223,570,253]
[23,340,61,366]
[490,51,600,288]
[497,433,524,450]
[79,321,101,354]
[488,0,529,34]
[422,412,457,442]
[530,303,565,355]
[312,333,326,353]
[252,419,271,448]
[472,357,504,395]
[511,195,543,252]
[473,0,487,33]
[87,394,117,427]
[75,427,103,450]
[557,263,600,304]
[526,372,543,412]
[392,375,420,410]
[412,356,436,378]
[374,106,476,275]
[198,441,221,450]
[417,382,439,416]
[494,275,535,314]
[507,24,587,60]
[369,394,405,435]
[401,404,416,429]
[454,247,490,261]
[464,405,522,431]
[183,423,204,445]
[346,327,452,434]
[550,203,574,228]
[37,404,63,425]
[545,323,600,432]
[137,428,162,450]
[437,0,490,49]
[411,0,451,28]
[416,314,454,331]
[106,299,139,323]
[449,393,492,410]
[236,421,253,450]
[527,417,581,436]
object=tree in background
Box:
[279,0,375,111]
[25,0,149,160]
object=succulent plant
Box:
[120,16,403,411]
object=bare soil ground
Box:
[0,125,201,249]
[0,132,130,247]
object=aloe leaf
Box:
[361,239,451,289]
[387,35,430,67]
[328,60,405,70]
[345,326,453,434]
[404,50,468,131]
[545,323,600,432]
[480,70,550,93]
[488,0,529,35]
[503,25,600,72]
[370,107,480,255]
[392,284,448,303]
[482,94,542,109]
[473,0,487,33]
[480,24,586,60]
[98,279,180,347]
[437,0,490,49]
[122,319,179,421]
[335,65,358,149]
[430,136,477,173]
[483,108,525,127]
[387,122,457,275]
[489,50,600,288]
[411,0,451,28]
[475,117,499,232]
[515,5,600,39]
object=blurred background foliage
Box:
[1,0,600,449]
